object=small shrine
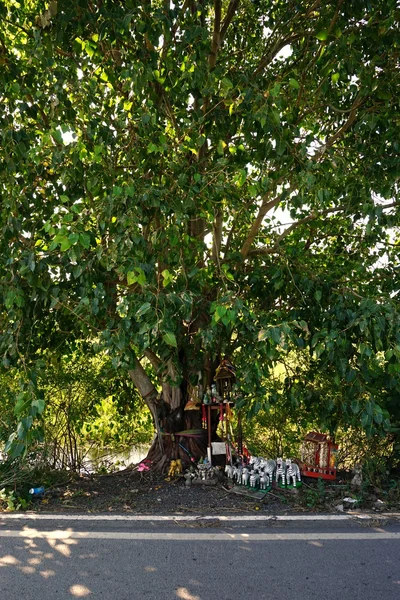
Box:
[300,432,338,480]
[201,358,237,465]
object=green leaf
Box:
[237,169,247,187]
[9,442,25,459]
[58,236,72,251]
[14,393,30,416]
[214,305,227,322]
[31,398,45,415]
[163,331,177,348]
[217,140,226,155]
[289,78,300,89]
[4,433,16,453]
[136,302,151,318]
[270,327,281,344]
[161,269,174,287]
[79,233,91,249]
[68,233,80,245]
[258,329,269,341]
[315,30,329,41]
[127,271,136,285]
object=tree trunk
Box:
[129,354,224,472]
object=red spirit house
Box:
[300,432,338,480]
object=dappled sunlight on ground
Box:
[0,527,93,596]
[0,520,399,598]
[176,586,201,600]
[308,540,324,547]
[69,584,92,597]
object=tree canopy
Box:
[1,0,399,460]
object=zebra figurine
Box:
[276,457,286,486]
[286,459,301,487]
[249,470,260,488]
[250,456,262,471]
[263,459,276,482]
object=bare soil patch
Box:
[27,468,295,514]
[4,467,399,516]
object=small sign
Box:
[211,442,226,455]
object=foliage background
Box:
[0,0,399,469]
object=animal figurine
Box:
[241,467,250,486]
[285,459,301,487]
[276,457,286,486]
[264,459,276,482]
[233,465,242,484]
[351,463,363,491]
[249,470,260,488]
[249,456,262,471]
[225,464,235,479]
[168,459,183,477]
[259,472,270,490]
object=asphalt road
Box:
[0,514,399,600]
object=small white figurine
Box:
[264,459,276,481]
[225,464,234,479]
[259,472,270,490]
[276,457,286,486]
[351,463,363,491]
[285,459,301,487]
[249,470,260,488]
[241,467,250,486]
[233,465,242,484]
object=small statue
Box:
[241,467,250,486]
[203,386,212,405]
[276,457,286,486]
[168,460,182,477]
[351,463,363,491]
[211,383,221,403]
[249,470,260,488]
[233,465,242,484]
[263,459,276,482]
[285,459,301,487]
[259,472,270,490]
[225,464,235,479]
[184,472,193,487]
[250,456,262,471]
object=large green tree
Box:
[1,0,399,465]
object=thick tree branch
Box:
[240,188,286,259]
[242,93,366,259]
[144,349,162,371]
[129,357,164,451]
[144,350,182,410]
[316,94,364,158]
[211,209,223,262]
[220,0,240,42]
[246,201,399,258]
[209,0,222,69]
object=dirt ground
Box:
[23,466,400,515]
